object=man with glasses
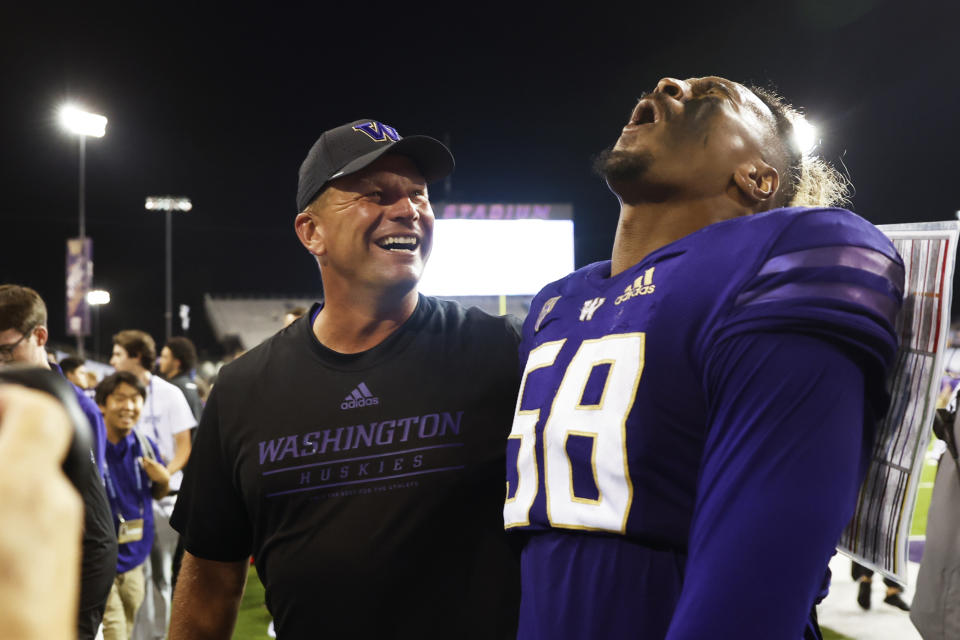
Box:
[0,284,118,639]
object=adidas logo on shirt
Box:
[340,382,380,410]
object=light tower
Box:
[145,196,193,342]
[59,104,107,358]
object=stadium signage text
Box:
[439,203,573,220]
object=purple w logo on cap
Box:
[352,121,400,142]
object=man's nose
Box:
[654,77,691,101]
[386,196,420,222]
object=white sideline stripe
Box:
[918,482,935,488]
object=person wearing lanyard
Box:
[110,329,195,640]
[96,371,170,640]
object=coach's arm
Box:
[169,551,247,640]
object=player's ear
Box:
[733,161,779,209]
[294,210,327,257]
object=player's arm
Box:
[169,551,247,640]
[168,429,192,475]
[665,332,871,640]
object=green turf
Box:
[910,447,939,536]
[233,565,272,639]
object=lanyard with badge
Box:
[103,441,146,544]
[147,376,161,444]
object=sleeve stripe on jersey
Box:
[756,245,904,295]
[735,282,900,326]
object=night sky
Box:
[3,2,957,359]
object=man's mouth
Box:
[629,99,661,126]
[375,235,420,253]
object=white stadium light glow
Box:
[87,289,111,305]
[145,196,193,212]
[59,104,107,138]
[792,116,818,156]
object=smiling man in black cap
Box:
[169,120,522,639]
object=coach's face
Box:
[295,154,434,295]
[606,76,779,203]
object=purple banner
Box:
[437,203,572,221]
[66,238,92,336]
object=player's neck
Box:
[611,198,749,276]
[312,285,419,354]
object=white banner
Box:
[838,221,959,582]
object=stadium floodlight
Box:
[792,116,818,156]
[145,196,193,212]
[145,196,193,342]
[85,289,110,358]
[59,103,107,359]
[59,105,107,138]
[86,290,111,306]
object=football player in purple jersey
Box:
[505,76,903,639]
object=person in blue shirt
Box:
[97,372,170,640]
[504,77,903,639]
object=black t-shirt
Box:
[171,296,522,638]
[78,449,118,639]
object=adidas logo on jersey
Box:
[340,382,380,410]
[615,267,656,305]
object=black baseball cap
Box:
[296,119,455,212]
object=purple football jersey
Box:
[505,207,903,639]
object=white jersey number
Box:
[504,333,644,533]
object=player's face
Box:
[307,154,434,296]
[605,76,775,200]
[99,382,144,437]
[158,346,177,378]
[110,345,138,373]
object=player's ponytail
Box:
[749,85,851,209]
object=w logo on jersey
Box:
[579,297,606,321]
[352,121,401,142]
[615,267,656,305]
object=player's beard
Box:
[593,148,654,183]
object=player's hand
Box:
[141,455,172,485]
[0,385,83,639]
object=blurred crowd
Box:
[0,283,306,640]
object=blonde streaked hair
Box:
[749,85,851,209]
